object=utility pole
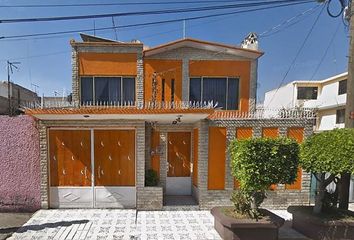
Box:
[6,61,20,116]
[346,1,354,129]
[339,0,354,210]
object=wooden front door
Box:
[49,130,92,208]
[94,130,135,186]
[49,130,92,187]
[94,130,136,208]
[166,132,192,195]
[49,129,136,208]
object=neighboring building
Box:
[0,81,39,115]
[24,34,314,210]
[264,72,347,132]
[263,72,354,202]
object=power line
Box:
[0,0,286,8]
[265,3,325,107]
[0,1,314,40]
[0,2,319,61]
[0,0,312,24]
[259,3,321,38]
[310,21,342,80]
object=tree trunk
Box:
[313,173,326,214]
[339,172,351,210]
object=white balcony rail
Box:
[213,107,316,120]
[21,99,217,110]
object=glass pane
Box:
[227,78,239,110]
[338,80,347,95]
[95,77,121,103]
[123,77,135,103]
[109,77,121,102]
[203,77,227,109]
[297,87,318,100]
[80,77,93,104]
[189,78,201,102]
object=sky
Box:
[0,0,349,103]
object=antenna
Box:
[183,20,186,39]
[112,16,118,40]
[7,61,21,116]
[31,83,39,95]
[93,20,96,36]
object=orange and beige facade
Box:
[26,35,314,210]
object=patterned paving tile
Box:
[8,209,221,240]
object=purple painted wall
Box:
[0,115,40,212]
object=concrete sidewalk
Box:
[0,212,32,240]
[7,208,312,240]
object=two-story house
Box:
[264,72,348,132]
[263,72,353,202]
[25,34,314,210]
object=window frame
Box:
[79,75,136,104]
[338,79,347,95]
[189,76,240,110]
[336,108,346,124]
[297,86,318,100]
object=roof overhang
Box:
[25,107,214,123]
[144,38,263,59]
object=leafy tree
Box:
[230,137,299,218]
[300,128,354,214]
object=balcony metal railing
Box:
[211,107,316,120]
[21,99,217,110]
[21,98,316,120]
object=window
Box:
[189,77,239,110]
[161,79,165,102]
[338,80,347,95]
[336,109,345,124]
[297,87,318,100]
[80,76,135,104]
[171,79,175,102]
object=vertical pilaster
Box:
[226,127,236,190]
[159,131,168,191]
[136,125,146,188]
[136,51,144,107]
[38,121,49,209]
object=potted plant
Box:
[288,128,354,240]
[211,137,300,240]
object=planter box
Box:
[211,207,284,240]
[289,206,354,240]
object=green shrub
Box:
[300,128,354,213]
[145,169,159,186]
[229,137,299,218]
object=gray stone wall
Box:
[197,118,314,210]
[38,119,145,208]
[136,186,163,210]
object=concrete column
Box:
[159,131,168,192]
[39,121,49,209]
[71,47,80,104]
[182,58,189,102]
[226,127,236,190]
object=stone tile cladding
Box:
[136,186,163,210]
[194,118,314,210]
[38,120,145,209]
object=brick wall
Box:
[137,186,163,210]
[196,118,313,210]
